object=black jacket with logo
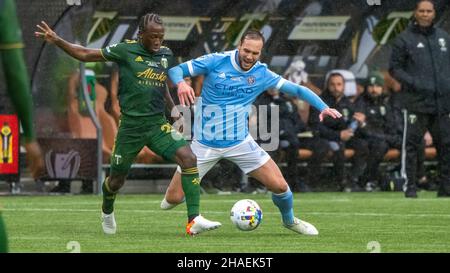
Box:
[389,22,450,114]
[254,92,307,136]
[358,92,401,148]
[309,90,355,142]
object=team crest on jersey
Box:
[342,108,349,120]
[439,38,447,52]
[161,57,168,68]
[409,114,417,124]
[247,76,256,85]
[380,106,386,116]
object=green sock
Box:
[181,167,200,221]
[0,213,8,253]
[102,178,117,214]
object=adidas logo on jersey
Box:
[135,56,144,62]
[417,42,425,48]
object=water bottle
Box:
[348,119,359,132]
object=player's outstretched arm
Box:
[35,21,104,62]
[279,80,342,121]
[168,66,195,106]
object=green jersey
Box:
[101,40,175,117]
[0,0,23,49]
[0,0,35,142]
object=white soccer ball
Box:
[230,199,263,231]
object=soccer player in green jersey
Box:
[35,13,221,235]
[0,0,44,180]
[1,0,46,252]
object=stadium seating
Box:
[298,147,437,162]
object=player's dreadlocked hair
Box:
[138,13,163,35]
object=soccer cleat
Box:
[284,217,319,235]
[186,215,222,236]
[102,212,117,235]
[160,197,184,210]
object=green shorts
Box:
[110,114,187,176]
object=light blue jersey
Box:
[170,49,328,148]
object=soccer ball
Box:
[230,199,262,231]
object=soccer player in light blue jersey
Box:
[161,30,341,235]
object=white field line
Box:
[3,207,450,218]
[1,199,353,207]
[3,197,449,207]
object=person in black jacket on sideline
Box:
[358,71,400,191]
[389,0,450,198]
[254,89,330,192]
[309,73,368,192]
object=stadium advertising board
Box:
[288,16,350,40]
[37,138,97,180]
[0,115,19,176]
[161,16,199,41]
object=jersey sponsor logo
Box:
[214,83,254,97]
[145,61,159,67]
[231,76,243,81]
[247,76,256,85]
[136,68,167,82]
[135,56,144,62]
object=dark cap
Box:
[367,71,385,86]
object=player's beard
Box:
[239,56,255,71]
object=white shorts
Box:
[177,135,271,179]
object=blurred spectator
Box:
[309,72,369,191]
[254,89,330,192]
[389,0,450,197]
[358,71,400,191]
[51,67,114,194]
[349,77,366,107]
[283,59,321,123]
